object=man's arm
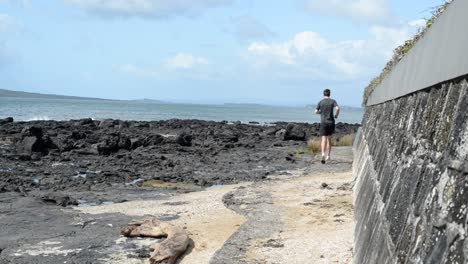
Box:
[334,100,340,119]
[315,101,321,114]
[335,106,340,119]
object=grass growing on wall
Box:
[362,0,453,106]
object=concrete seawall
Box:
[366,0,468,106]
[353,78,468,263]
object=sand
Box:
[77,167,354,263]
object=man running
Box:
[315,89,340,164]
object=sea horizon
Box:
[0,96,363,124]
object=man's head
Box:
[323,89,331,97]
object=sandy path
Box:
[76,149,354,263]
[247,171,354,264]
[77,184,248,263]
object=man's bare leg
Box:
[321,136,326,163]
[326,136,332,160]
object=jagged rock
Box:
[0,118,360,192]
[0,117,13,125]
[41,193,78,207]
[121,217,189,264]
[118,121,129,129]
[264,127,279,136]
[97,135,120,155]
[130,138,144,149]
[118,136,131,150]
[94,134,132,154]
[21,126,43,138]
[216,131,239,143]
[70,131,87,140]
[145,134,165,146]
[16,128,58,155]
[130,122,150,128]
[78,118,94,126]
[176,133,192,147]
[59,138,76,152]
[99,119,118,128]
[284,123,306,141]
[17,137,43,155]
[275,129,286,137]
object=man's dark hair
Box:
[323,89,331,97]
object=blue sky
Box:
[0,0,445,106]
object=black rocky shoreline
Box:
[0,117,359,201]
[0,117,359,263]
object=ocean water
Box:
[0,97,363,124]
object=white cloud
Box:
[303,0,391,24]
[116,52,209,78]
[65,0,233,19]
[247,22,419,79]
[248,31,361,76]
[165,53,208,69]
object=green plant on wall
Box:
[362,0,453,106]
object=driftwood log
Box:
[121,217,189,264]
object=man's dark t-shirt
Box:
[316,98,338,136]
[316,98,338,124]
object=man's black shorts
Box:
[320,122,335,136]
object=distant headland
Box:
[0,88,111,101]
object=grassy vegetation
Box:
[307,138,322,155]
[306,134,356,155]
[332,134,356,147]
[362,1,453,105]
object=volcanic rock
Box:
[21,126,44,138]
[0,119,360,192]
[144,134,165,146]
[99,119,118,129]
[176,133,193,147]
[16,127,58,155]
[284,123,306,141]
[216,131,239,143]
[41,193,78,207]
[0,117,13,125]
[130,138,144,150]
[97,135,120,155]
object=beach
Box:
[0,118,358,263]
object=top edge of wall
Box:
[367,0,468,106]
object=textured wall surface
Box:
[353,78,468,263]
[367,0,468,106]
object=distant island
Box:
[223,103,272,107]
[305,104,362,111]
[1,88,363,110]
[0,88,111,101]
[129,98,170,104]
